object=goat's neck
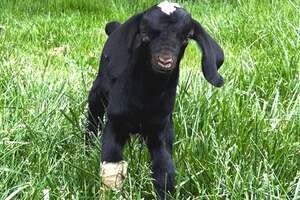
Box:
[132,62,179,94]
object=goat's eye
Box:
[188,29,194,36]
[142,35,150,42]
[182,38,189,45]
[141,32,150,42]
[185,30,194,40]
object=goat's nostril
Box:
[158,56,172,64]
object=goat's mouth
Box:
[152,56,176,73]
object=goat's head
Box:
[139,2,193,75]
[107,1,224,87]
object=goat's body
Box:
[86,3,224,199]
[87,23,178,198]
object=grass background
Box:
[0,0,299,199]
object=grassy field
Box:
[0,0,299,199]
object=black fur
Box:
[87,4,224,199]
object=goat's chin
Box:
[151,65,175,74]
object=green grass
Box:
[0,0,299,199]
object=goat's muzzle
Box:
[152,53,176,73]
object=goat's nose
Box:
[158,55,172,64]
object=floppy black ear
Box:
[103,13,143,79]
[191,19,224,87]
[105,21,121,36]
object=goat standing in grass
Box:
[86,1,224,199]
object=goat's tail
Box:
[105,21,121,36]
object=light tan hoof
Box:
[100,161,128,190]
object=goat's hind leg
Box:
[86,79,107,145]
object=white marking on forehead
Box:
[157,1,181,15]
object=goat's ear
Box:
[105,21,121,36]
[191,19,224,87]
[104,13,143,78]
[119,13,143,49]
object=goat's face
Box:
[139,5,194,74]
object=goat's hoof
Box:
[100,161,128,190]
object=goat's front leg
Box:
[101,119,130,162]
[100,119,130,188]
[143,121,175,199]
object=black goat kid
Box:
[87,1,224,199]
